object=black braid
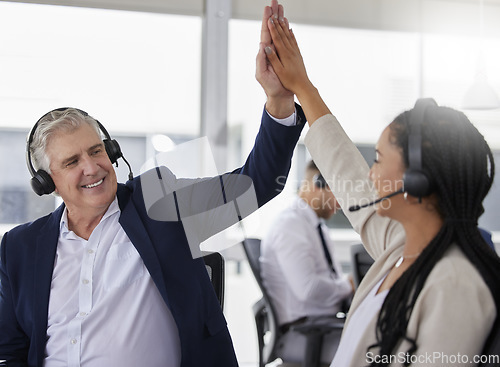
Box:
[367,105,500,366]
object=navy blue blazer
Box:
[0,106,305,367]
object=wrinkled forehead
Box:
[45,123,103,163]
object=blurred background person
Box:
[260,160,354,365]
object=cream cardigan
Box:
[304,114,496,367]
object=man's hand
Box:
[264,12,332,124]
[256,0,294,119]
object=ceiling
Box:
[2,0,500,37]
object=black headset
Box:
[26,107,132,196]
[313,173,328,189]
[402,98,437,200]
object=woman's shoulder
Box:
[432,245,488,281]
[407,244,496,358]
[421,245,494,307]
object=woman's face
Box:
[369,126,406,217]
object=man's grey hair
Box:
[29,108,102,174]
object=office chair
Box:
[202,251,225,310]
[242,238,345,367]
[350,243,374,288]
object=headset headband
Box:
[403,97,438,200]
[408,98,437,172]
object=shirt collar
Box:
[59,196,120,235]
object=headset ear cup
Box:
[313,173,328,189]
[30,170,56,196]
[403,169,432,198]
[104,139,122,164]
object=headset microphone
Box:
[348,189,404,212]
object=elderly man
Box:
[0,3,304,366]
[1,107,303,367]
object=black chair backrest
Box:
[241,238,282,363]
[202,251,225,310]
[350,243,374,288]
[242,238,264,283]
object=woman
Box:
[263,7,500,367]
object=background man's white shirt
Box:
[260,196,352,325]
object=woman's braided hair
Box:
[368,105,500,366]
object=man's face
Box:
[314,187,340,220]
[46,123,117,218]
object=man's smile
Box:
[82,178,104,189]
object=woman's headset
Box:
[402,98,437,200]
[26,107,131,196]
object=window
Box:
[228,20,500,234]
[228,20,420,235]
[0,2,201,228]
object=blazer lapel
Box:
[33,205,64,366]
[117,188,171,309]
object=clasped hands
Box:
[257,0,318,120]
[257,0,331,125]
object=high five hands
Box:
[256,0,294,118]
[260,0,332,125]
[264,14,311,99]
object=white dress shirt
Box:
[44,198,181,367]
[260,197,352,325]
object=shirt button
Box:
[70,339,77,345]
[79,312,87,316]
[82,279,90,285]
[87,249,94,254]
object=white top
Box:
[330,275,389,367]
[44,198,181,367]
[260,196,352,325]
